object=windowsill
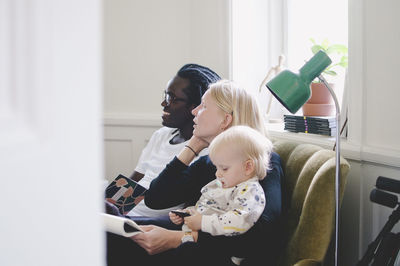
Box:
[267,122,359,161]
[268,122,400,168]
[268,122,336,148]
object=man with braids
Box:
[107,64,221,218]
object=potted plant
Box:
[302,38,348,116]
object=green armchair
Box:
[273,140,350,266]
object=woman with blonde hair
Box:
[206,80,268,137]
[107,80,283,266]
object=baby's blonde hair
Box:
[208,125,273,179]
[208,80,268,137]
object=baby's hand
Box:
[169,210,185,225]
[184,210,202,231]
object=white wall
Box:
[350,0,400,263]
[104,119,160,181]
[103,0,231,180]
[362,0,400,154]
[103,0,230,117]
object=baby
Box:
[169,125,273,237]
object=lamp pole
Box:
[265,50,341,266]
[318,74,341,266]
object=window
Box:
[232,0,348,122]
[287,0,348,111]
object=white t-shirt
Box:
[128,127,206,217]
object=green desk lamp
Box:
[267,50,341,266]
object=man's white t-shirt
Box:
[128,127,206,217]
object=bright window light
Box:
[287,0,348,110]
[231,0,348,120]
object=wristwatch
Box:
[181,231,194,243]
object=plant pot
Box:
[307,82,334,104]
[302,82,335,116]
[302,103,335,116]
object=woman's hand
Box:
[184,210,202,231]
[187,135,209,152]
[131,225,183,255]
[177,135,209,165]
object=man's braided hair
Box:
[177,64,221,106]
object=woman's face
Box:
[192,91,230,143]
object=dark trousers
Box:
[105,212,235,266]
[106,232,235,266]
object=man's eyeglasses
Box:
[163,92,188,105]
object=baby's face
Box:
[210,147,251,188]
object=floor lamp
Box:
[266,50,341,266]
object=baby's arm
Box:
[183,210,202,231]
[201,183,266,236]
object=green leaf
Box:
[321,39,330,49]
[309,38,348,74]
[338,56,348,67]
[311,45,324,54]
[326,63,338,69]
[326,44,348,55]
[324,70,337,76]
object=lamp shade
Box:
[266,50,332,114]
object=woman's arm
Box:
[145,155,216,209]
[131,225,199,255]
[145,135,211,209]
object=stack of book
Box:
[284,115,336,136]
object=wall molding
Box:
[104,113,161,127]
[361,145,400,168]
[103,114,161,180]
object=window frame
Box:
[230,0,366,163]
